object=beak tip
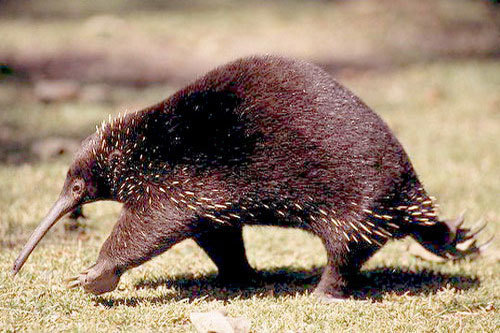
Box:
[12,261,20,276]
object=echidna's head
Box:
[13,133,113,275]
[63,134,112,205]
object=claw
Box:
[456,238,476,252]
[62,263,120,294]
[454,219,488,245]
[477,235,494,252]
[452,234,493,259]
[65,266,93,290]
[414,215,492,262]
[65,275,78,283]
[467,219,487,239]
[67,277,82,289]
[443,212,466,243]
[452,211,466,229]
[81,266,93,274]
[66,274,85,289]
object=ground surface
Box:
[0,0,499,331]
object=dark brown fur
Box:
[14,56,484,299]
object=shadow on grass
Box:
[94,266,479,307]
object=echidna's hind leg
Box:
[193,225,255,283]
[314,244,352,301]
[313,228,383,301]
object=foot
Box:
[67,262,120,295]
[313,289,349,303]
[425,214,493,260]
[313,264,351,303]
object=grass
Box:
[0,60,498,332]
[0,0,499,331]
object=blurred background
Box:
[0,0,498,164]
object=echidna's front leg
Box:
[193,225,255,283]
[68,206,194,295]
[67,260,120,295]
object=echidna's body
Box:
[13,56,485,299]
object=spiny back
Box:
[90,55,440,238]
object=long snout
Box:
[12,196,78,275]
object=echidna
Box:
[13,55,489,300]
